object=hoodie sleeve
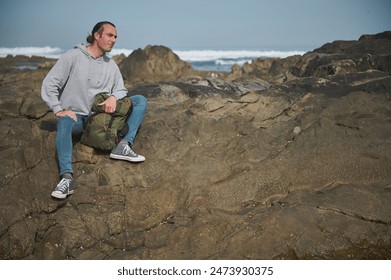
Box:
[110,61,128,100]
[41,51,75,114]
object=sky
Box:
[0,0,390,51]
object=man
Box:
[41,21,147,199]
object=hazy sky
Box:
[0,0,390,50]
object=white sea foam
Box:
[0,46,308,71]
[1,46,305,59]
[173,49,306,62]
[109,48,134,57]
[215,59,252,66]
[0,46,64,58]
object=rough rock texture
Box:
[0,33,390,260]
[230,31,391,84]
[119,45,195,86]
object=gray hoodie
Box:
[41,44,128,115]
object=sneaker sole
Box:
[51,190,74,199]
[110,153,145,162]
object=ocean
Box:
[0,46,309,72]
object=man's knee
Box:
[131,95,147,107]
[57,116,76,130]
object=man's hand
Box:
[55,110,77,121]
[98,95,117,113]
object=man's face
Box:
[95,24,117,53]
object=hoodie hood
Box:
[74,43,110,62]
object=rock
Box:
[119,45,194,86]
[293,126,301,135]
[233,31,391,83]
[0,32,390,260]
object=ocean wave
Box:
[215,59,253,66]
[109,48,134,57]
[109,49,306,62]
[1,46,305,59]
[173,49,306,62]
[0,46,307,72]
[0,46,64,58]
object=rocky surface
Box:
[0,32,390,259]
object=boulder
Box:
[119,45,194,86]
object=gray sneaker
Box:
[51,177,74,199]
[110,141,145,162]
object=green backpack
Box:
[81,92,132,151]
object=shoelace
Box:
[56,178,71,193]
[123,145,138,157]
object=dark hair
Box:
[86,21,116,44]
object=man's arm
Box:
[110,62,128,101]
[41,52,74,114]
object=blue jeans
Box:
[56,95,147,176]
